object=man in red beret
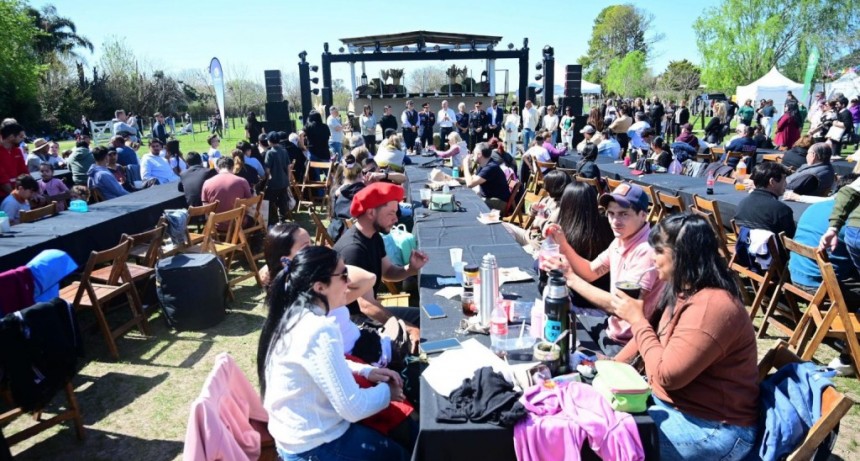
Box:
[333,182,428,351]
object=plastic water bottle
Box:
[737,157,748,176]
[490,303,509,357]
[706,171,715,195]
[0,211,9,233]
[452,166,460,178]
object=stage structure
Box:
[298,31,543,121]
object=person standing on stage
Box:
[418,103,436,150]
[468,101,487,151]
[400,100,419,154]
[456,102,470,148]
[486,100,504,141]
[379,105,398,137]
[522,100,539,148]
[437,100,457,150]
[359,105,377,154]
[504,105,521,155]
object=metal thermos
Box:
[544,274,570,373]
[479,254,499,326]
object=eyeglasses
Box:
[331,270,349,283]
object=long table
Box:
[0,183,186,269]
[405,160,658,461]
[558,155,809,227]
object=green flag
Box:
[802,47,820,102]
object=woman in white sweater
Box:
[504,105,521,155]
[258,246,408,461]
[542,105,560,145]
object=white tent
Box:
[816,70,860,101]
[735,67,804,114]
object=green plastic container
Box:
[592,360,651,413]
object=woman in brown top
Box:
[612,213,759,461]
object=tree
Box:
[408,65,448,93]
[331,78,351,112]
[657,60,701,101]
[603,51,651,98]
[226,66,265,118]
[281,71,302,113]
[694,0,859,92]
[578,4,663,84]
[0,0,42,123]
[26,4,93,65]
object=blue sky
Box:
[34,0,723,88]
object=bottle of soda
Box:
[706,171,715,195]
[490,303,509,357]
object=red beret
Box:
[350,182,404,217]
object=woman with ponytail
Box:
[257,245,408,461]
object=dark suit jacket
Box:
[487,107,504,127]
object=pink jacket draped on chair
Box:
[183,353,269,461]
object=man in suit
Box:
[418,102,436,150]
[468,101,488,151]
[486,100,504,141]
[401,100,419,154]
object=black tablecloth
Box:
[557,155,809,227]
[0,183,186,269]
[406,162,658,461]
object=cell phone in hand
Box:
[422,303,447,319]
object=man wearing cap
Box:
[542,183,664,357]
[401,101,419,154]
[418,103,436,150]
[468,101,488,151]
[264,131,292,225]
[26,138,51,172]
[379,105,398,137]
[327,106,344,161]
[333,182,427,349]
[437,100,457,150]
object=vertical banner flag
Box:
[802,46,820,103]
[209,58,227,133]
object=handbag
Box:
[591,361,651,413]
[826,125,845,142]
[382,224,416,267]
[429,192,458,212]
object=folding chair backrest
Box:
[692,194,729,242]
[189,201,219,220]
[201,206,246,250]
[79,239,132,288]
[605,177,624,191]
[90,187,105,204]
[121,224,166,268]
[308,206,335,247]
[656,191,686,219]
[638,183,661,223]
[710,146,726,158]
[504,180,521,217]
[575,175,602,195]
[20,202,58,223]
[723,151,744,166]
[535,160,556,174]
[234,194,265,231]
[556,167,577,179]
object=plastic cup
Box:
[420,188,432,207]
[615,281,642,299]
[539,242,559,264]
[461,292,476,316]
[453,261,466,284]
[449,248,463,267]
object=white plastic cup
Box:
[449,248,463,267]
[453,261,466,284]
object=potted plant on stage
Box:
[389,68,405,96]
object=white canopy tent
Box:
[815,70,860,101]
[735,67,804,114]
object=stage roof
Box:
[339,31,503,51]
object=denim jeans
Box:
[522,128,535,148]
[648,397,756,461]
[278,423,409,461]
[550,131,558,145]
[845,226,860,275]
[329,141,343,162]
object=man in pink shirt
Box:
[543,183,664,357]
[201,156,253,229]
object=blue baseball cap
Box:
[599,183,650,213]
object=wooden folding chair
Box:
[126,224,166,268]
[308,206,335,247]
[728,221,784,322]
[187,202,219,245]
[655,191,686,220]
[692,193,736,245]
[0,381,85,447]
[605,177,624,192]
[20,201,59,223]
[504,189,547,229]
[503,180,521,218]
[704,146,725,163]
[89,187,105,204]
[723,151,745,166]
[638,184,662,224]
[758,340,856,459]
[536,160,556,175]
[59,240,151,359]
[791,249,860,375]
[556,167,577,179]
[762,153,783,163]
[716,176,737,185]
[234,194,266,261]
[298,161,334,212]
[757,235,826,340]
[195,206,263,296]
[575,175,603,195]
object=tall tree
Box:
[226,65,265,118]
[27,4,93,65]
[408,65,448,93]
[578,4,663,84]
[694,0,859,92]
[603,51,651,98]
[0,0,42,123]
[657,60,701,101]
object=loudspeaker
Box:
[564,64,582,97]
[561,96,583,118]
[264,70,283,103]
[526,86,536,104]
[265,101,293,134]
[571,114,589,147]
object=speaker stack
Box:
[263,70,293,134]
[561,64,583,116]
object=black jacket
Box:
[178,165,216,207]
[734,189,796,239]
[304,112,331,161]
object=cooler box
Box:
[156,253,227,330]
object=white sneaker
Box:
[827,356,856,377]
